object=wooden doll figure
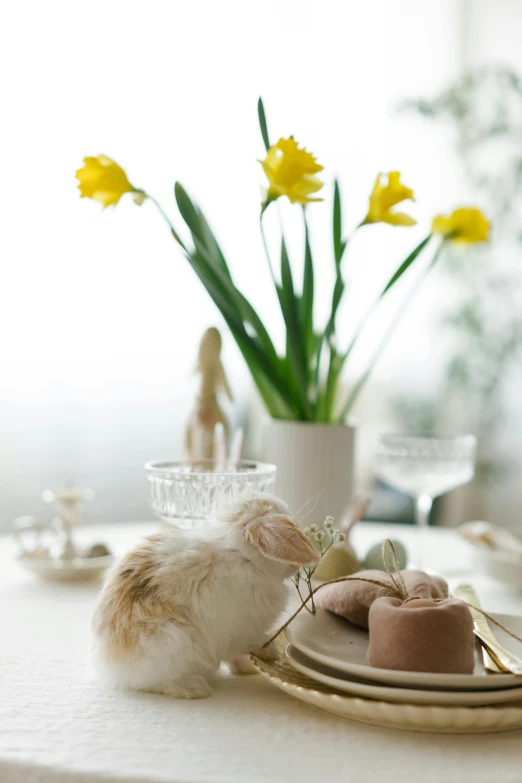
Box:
[185,327,232,461]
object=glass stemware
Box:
[375,434,477,568]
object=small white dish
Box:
[17,554,113,582]
[482,554,522,590]
[285,608,522,691]
[469,549,522,591]
[285,644,522,706]
[458,521,522,590]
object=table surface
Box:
[2,521,522,783]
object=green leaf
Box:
[324,181,349,342]
[315,345,344,422]
[258,97,271,152]
[206,269,293,412]
[190,212,276,362]
[174,184,302,417]
[170,227,185,248]
[324,348,344,421]
[337,233,433,375]
[249,363,297,419]
[184,247,298,417]
[301,215,314,370]
[279,238,311,418]
[333,180,346,268]
[195,206,232,279]
[174,182,203,243]
[337,236,439,422]
[325,276,345,339]
[176,185,285,378]
[379,234,432,298]
[279,239,295,307]
[313,331,325,408]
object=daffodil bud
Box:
[132,191,147,206]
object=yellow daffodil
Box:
[432,207,490,244]
[76,155,141,208]
[363,171,416,226]
[260,137,324,206]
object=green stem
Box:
[262,210,311,420]
[313,333,325,408]
[324,222,363,341]
[259,210,279,289]
[323,348,339,421]
[337,233,433,377]
[337,239,445,421]
[148,195,187,249]
[301,207,315,394]
[315,221,366,414]
[262,573,404,650]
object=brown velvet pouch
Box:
[368,596,475,674]
[315,569,448,629]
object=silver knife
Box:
[453,584,522,675]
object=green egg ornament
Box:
[364,539,408,571]
[313,544,361,581]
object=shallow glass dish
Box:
[145,459,277,528]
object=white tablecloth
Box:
[1,521,522,783]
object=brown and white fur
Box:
[91,494,318,698]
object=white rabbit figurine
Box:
[91,493,318,698]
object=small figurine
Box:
[185,327,232,461]
[42,486,94,559]
[13,486,113,582]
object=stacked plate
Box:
[253,608,522,733]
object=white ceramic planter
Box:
[261,420,356,525]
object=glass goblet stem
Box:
[414,493,433,570]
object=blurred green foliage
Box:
[396,66,522,484]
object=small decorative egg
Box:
[313,544,361,581]
[364,538,408,571]
[86,543,111,558]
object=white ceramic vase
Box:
[261,420,356,525]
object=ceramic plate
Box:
[285,644,522,706]
[251,655,522,734]
[285,608,522,691]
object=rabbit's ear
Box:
[244,514,319,567]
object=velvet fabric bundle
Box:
[315,569,448,629]
[315,568,475,674]
[368,597,475,674]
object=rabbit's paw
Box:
[163,674,213,699]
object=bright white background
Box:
[1,0,520,529]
